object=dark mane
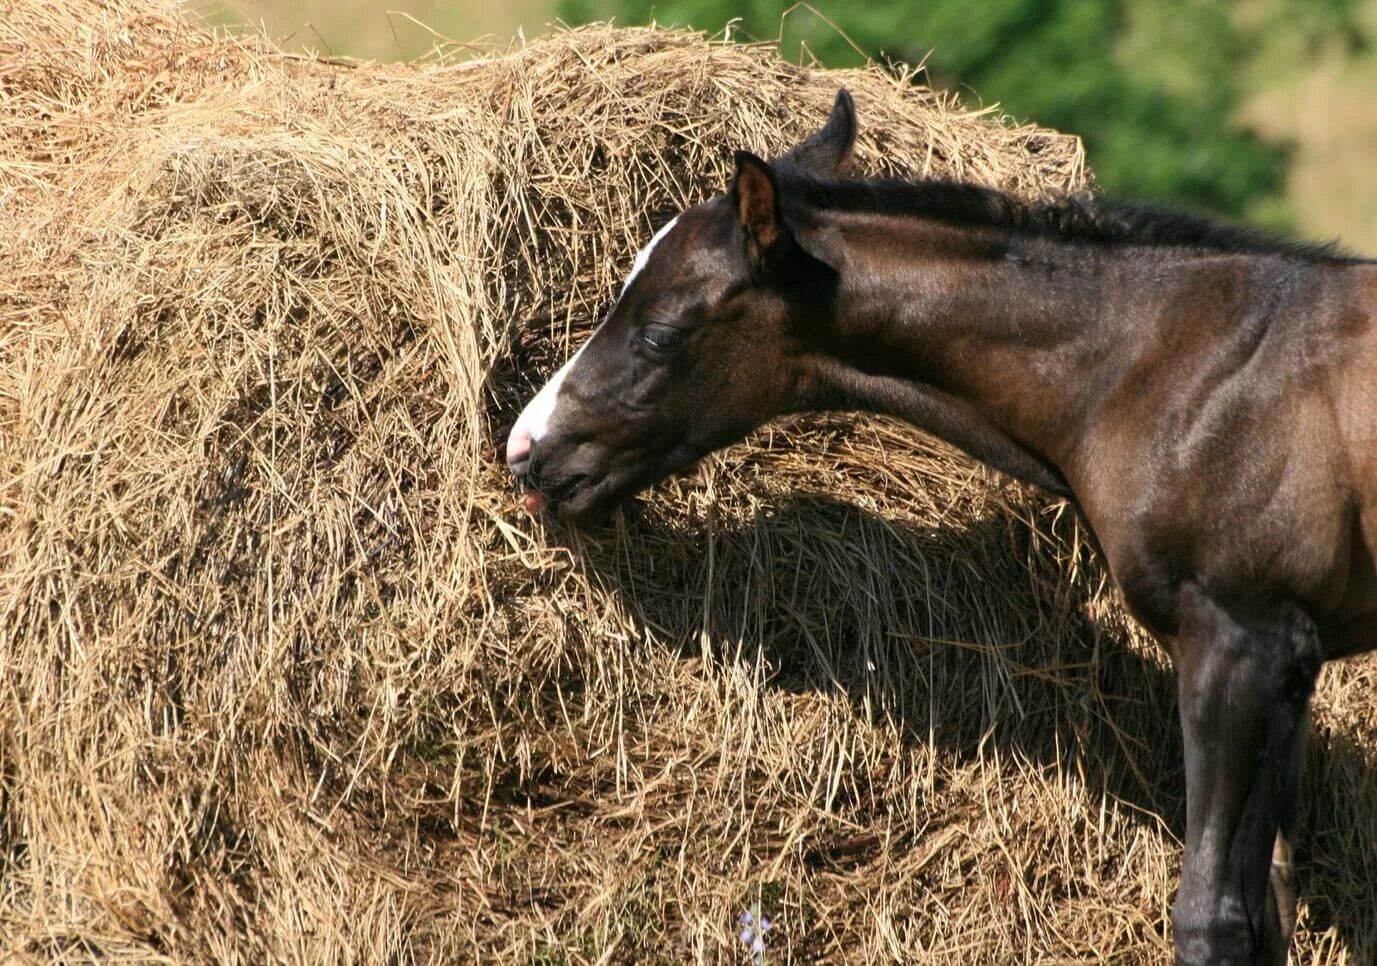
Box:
[785,172,1368,264]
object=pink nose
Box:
[506,426,532,473]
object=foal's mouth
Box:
[510,440,706,525]
[516,460,680,524]
[518,471,587,516]
[514,465,641,524]
[519,483,628,527]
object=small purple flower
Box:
[739,904,774,962]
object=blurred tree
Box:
[558,0,1365,222]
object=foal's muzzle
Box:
[505,427,546,513]
[507,426,534,477]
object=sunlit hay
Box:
[3,1,1376,961]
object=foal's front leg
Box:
[1171,586,1321,966]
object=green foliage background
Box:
[558,0,1366,222]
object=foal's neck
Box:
[806,212,1162,495]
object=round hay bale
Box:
[3,1,1376,962]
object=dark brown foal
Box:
[506,90,1377,964]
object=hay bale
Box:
[2,1,1375,960]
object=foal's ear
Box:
[777,88,857,178]
[731,150,783,253]
[731,150,845,274]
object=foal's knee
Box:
[1172,877,1292,966]
[1171,899,1272,966]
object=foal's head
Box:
[507,90,859,520]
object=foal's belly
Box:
[1323,508,1377,657]
[1328,274,1377,656]
[1322,612,1377,658]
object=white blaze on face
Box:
[507,215,680,467]
[620,215,680,295]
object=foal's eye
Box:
[641,323,685,354]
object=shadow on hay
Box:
[559,487,1377,955]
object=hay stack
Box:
[2,1,1375,961]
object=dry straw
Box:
[2,1,1375,961]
